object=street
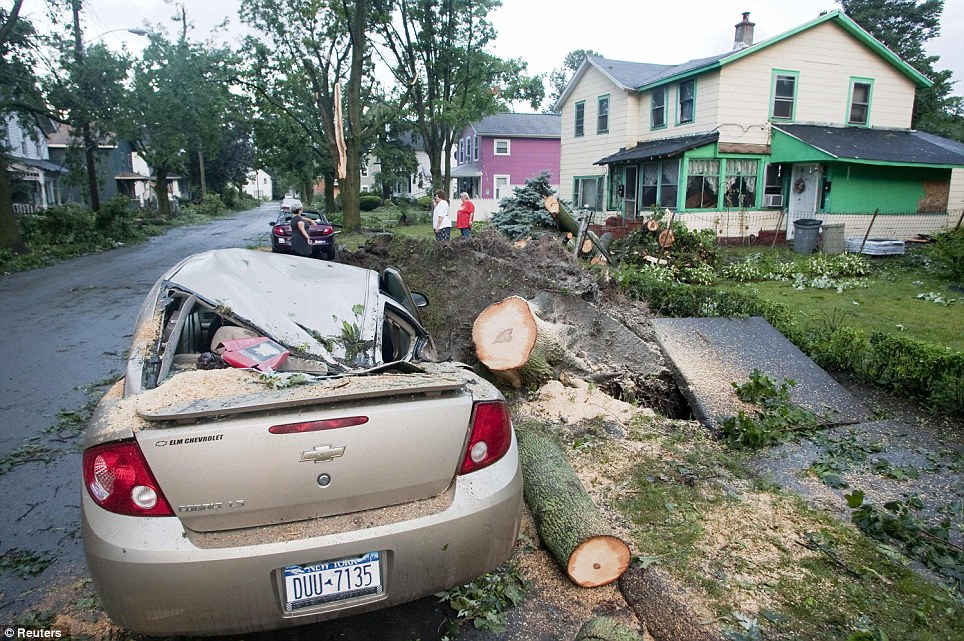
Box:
[0,204,458,640]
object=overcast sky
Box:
[26,0,964,102]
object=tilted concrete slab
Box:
[651,317,869,427]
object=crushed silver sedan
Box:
[81,248,522,636]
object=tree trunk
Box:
[545,195,615,264]
[0,153,25,251]
[517,429,632,588]
[155,167,171,218]
[574,617,643,641]
[323,171,335,212]
[472,296,577,389]
[198,148,206,200]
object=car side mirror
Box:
[411,292,429,308]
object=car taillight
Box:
[459,401,512,475]
[321,225,333,235]
[83,441,174,516]
[272,225,286,237]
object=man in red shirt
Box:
[455,192,475,238]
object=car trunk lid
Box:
[133,372,472,532]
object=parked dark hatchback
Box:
[270,210,337,259]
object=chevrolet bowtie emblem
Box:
[300,444,346,463]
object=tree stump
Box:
[575,617,643,641]
[472,296,574,388]
[517,429,632,587]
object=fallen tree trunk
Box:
[544,196,616,265]
[575,617,644,641]
[472,296,574,388]
[517,429,632,587]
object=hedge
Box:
[615,266,963,415]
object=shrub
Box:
[184,194,227,218]
[930,227,964,282]
[416,195,433,211]
[489,171,558,240]
[359,194,383,211]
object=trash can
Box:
[793,218,823,254]
[821,223,845,255]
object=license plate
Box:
[282,552,382,612]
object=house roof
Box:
[772,124,964,167]
[595,131,720,165]
[14,157,69,173]
[471,113,560,138]
[451,161,482,178]
[554,11,931,111]
[46,124,117,148]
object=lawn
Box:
[716,248,964,353]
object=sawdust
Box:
[690,490,824,615]
[515,377,655,429]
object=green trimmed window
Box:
[684,159,719,209]
[723,159,759,209]
[651,87,666,129]
[640,160,679,208]
[771,71,798,120]
[848,78,873,125]
[574,101,585,137]
[678,79,695,124]
[573,176,604,211]
[597,95,609,134]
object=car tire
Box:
[324,246,337,261]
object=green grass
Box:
[717,250,964,352]
[614,418,964,641]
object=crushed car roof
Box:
[163,249,379,365]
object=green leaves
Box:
[435,563,527,639]
[719,370,818,449]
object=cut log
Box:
[517,429,632,588]
[472,296,575,388]
[575,617,643,641]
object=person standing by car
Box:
[433,189,452,241]
[290,202,313,257]
[455,192,475,238]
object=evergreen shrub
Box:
[359,194,383,211]
[489,171,558,240]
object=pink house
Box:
[452,113,561,218]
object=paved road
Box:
[0,204,465,640]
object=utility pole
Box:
[71,0,100,212]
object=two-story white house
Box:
[554,11,964,241]
[4,114,67,212]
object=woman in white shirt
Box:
[432,189,452,241]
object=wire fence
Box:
[594,209,964,251]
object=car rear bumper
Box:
[82,437,522,637]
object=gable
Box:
[637,11,930,92]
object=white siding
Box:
[558,65,639,210]
[717,20,917,139]
[949,168,964,216]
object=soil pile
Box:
[341,230,677,414]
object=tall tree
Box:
[118,34,236,217]
[45,36,131,210]
[546,49,601,111]
[381,0,543,191]
[371,126,419,200]
[838,0,963,140]
[0,1,65,250]
[240,0,401,232]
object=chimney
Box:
[733,12,755,50]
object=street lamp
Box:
[89,28,149,42]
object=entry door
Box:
[787,163,821,238]
[623,166,638,219]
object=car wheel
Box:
[324,246,337,261]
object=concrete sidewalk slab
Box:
[651,317,869,427]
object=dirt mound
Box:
[341,231,675,411]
